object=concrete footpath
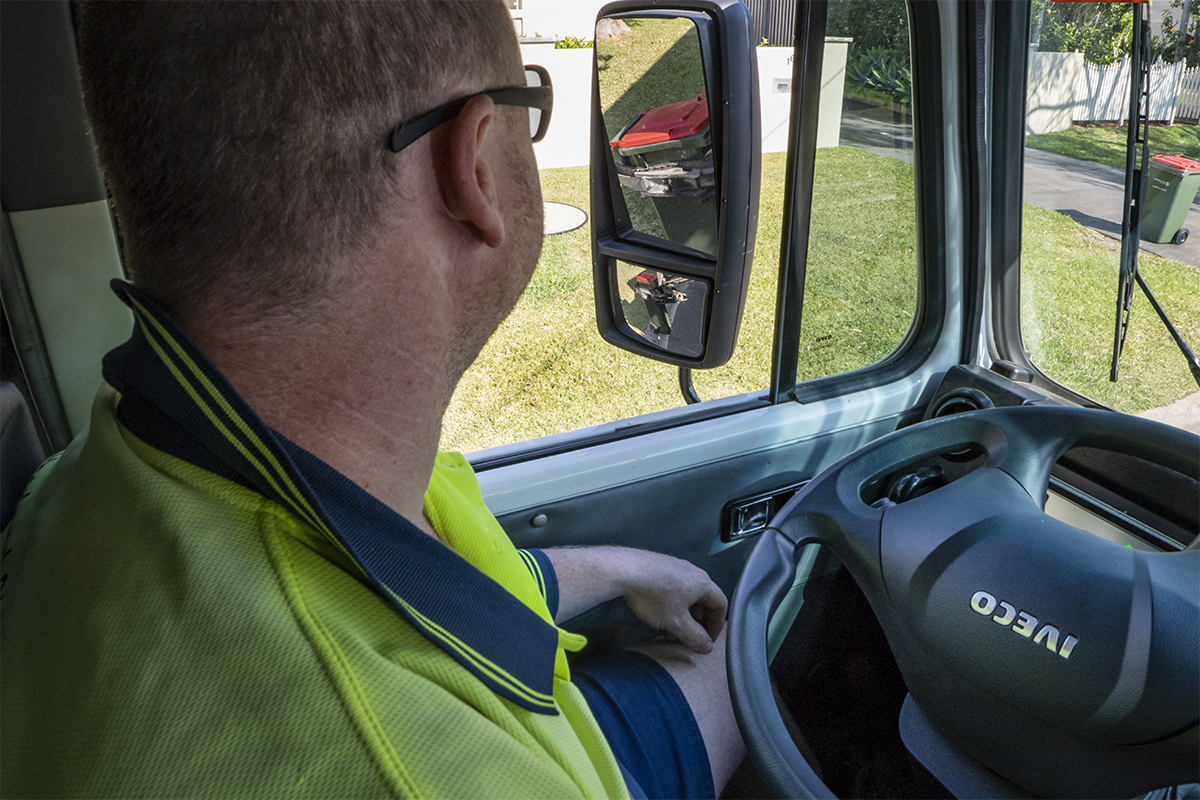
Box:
[1022,148,1200,267]
[1136,391,1200,434]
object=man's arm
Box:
[543,547,726,654]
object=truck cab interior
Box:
[1,1,1196,798]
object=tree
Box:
[827,0,912,107]
[1152,0,1199,66]
[827,0,908,58]
[1031,0,1133,66]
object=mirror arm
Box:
[678,366,701,405]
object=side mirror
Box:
[591,0,760,369]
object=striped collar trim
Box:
[102,280,560,714]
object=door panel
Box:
[485,352,961,642]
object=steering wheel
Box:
[728,406,1199,799]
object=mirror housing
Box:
[591,0,760,369]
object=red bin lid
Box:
[1150,154,1200,173]
[612,96,709,149]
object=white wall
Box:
[513,0,608,40]
[757,48,795,153]
[818,40,850,149]
[524,41,850,170]
[1026,51,1083,135]
[757,42,848,152]
[521,44,594,169]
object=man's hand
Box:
[544,547,727,654]
[619,552,727,653]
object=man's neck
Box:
[186,277,455,539]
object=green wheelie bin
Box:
[1140,154,1200,245]
[610,96,717,255]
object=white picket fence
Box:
[1074,58,1200,124]
[1178,65,1200,123]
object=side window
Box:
[1019,0,1199,420]
[442,1,921,454]
[444,16,779,453]
[805,0,918,381]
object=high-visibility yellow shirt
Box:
[1,384,628,799]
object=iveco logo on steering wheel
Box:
[971,591,1079,659]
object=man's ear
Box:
[431,94,505,249]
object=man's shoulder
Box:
[1,387,274,594]
[0,387,392,798]
[0,389,608,800]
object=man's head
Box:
[76,0,525,325]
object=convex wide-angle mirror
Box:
[591,0,760,368]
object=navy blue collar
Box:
[102,280,561,714]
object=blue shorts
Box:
[573,650,714,800]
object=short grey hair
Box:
[77,0,521,322]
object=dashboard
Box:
[925,364,1197,553]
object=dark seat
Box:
[1,381,45,529]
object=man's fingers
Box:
[702,586,729,617]
[668,615,714,654]
[665,596,730,653]
[620,554,729,654]
[690,599,726,644]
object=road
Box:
[1023,148,1200,267]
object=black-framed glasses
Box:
[387,65,553,153]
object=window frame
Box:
[768,0,951,409]
[985,0,1117,410]
[472,0,962,470]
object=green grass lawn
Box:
[440,148,918,452]
[799,148,917,379]
[1021,204,1200,411]
[1026,123,1200,170]
[440,147,1199,454]
[1022,122,1200,410]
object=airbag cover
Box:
[880,467,1199,744]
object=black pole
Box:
[1135,271,1200,386]
[1111,3,1151,382]
[1109,2,1200,389]
[767,0,826,403]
